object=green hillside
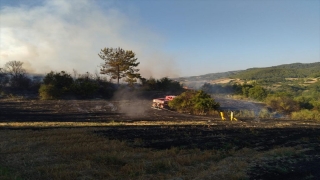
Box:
[176,62,320,83]
[176,71,241,82]
[230,62,320,81]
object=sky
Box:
[0,0,319,78]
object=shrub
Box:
[258,108,273,118]
[43,71,73,90]
[291,109,320,121]
[72,76,99,98]
[266,96,300,114]
[311,100,320,111]
[39,71,73,100]
[39,84,60,100]
[294,96,313,110]
[168,90,220,115]
[248,85,267,101]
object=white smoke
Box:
[0,0,179,78]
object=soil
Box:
[1,98,320,179]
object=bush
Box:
[266,96,300,114]
[168,90,220,115]
[311,100,320,111]
[291,109,320,121]
[294,96,314,110]
[39,84,60,100]
[72,75,99,98]
[43,71,73,90]
[248,85,267,101]
[39,71,73,100]
[10,75,31,89]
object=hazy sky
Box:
[0,0,319,78]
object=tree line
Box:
[0,47,184,99]
[0,47,221,116]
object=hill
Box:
[230,62,320,81]
[176,71,241,82]
[176,62,320,85]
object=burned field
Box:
[96,126,320,180]
[1,99,320,179]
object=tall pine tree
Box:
[98,47,140,85]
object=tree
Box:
[98,47,140,85]
[241,83,254,98]
[4,61,26,79]
[3,61,30,88]
[248,85,267,101]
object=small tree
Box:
[3,61,30,89]
[99,47,140,85]
[4,61,26,79]
[248,85,267,101]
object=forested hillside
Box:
[176,71,241,82]
[177,62,319,83]
[230,62,320,82]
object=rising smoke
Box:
[111,88,150,117]
[0,0,179,78]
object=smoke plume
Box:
[0,0,179,78]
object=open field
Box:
[1,99,320,179]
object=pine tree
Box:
[98,47,140,85]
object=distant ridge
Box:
[232,62,320,80]
[176,62,320,82]
[175,70,242,82]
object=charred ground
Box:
[1,98,320,179]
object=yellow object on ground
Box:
[220,112,226,120]
[230,111,238,121]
